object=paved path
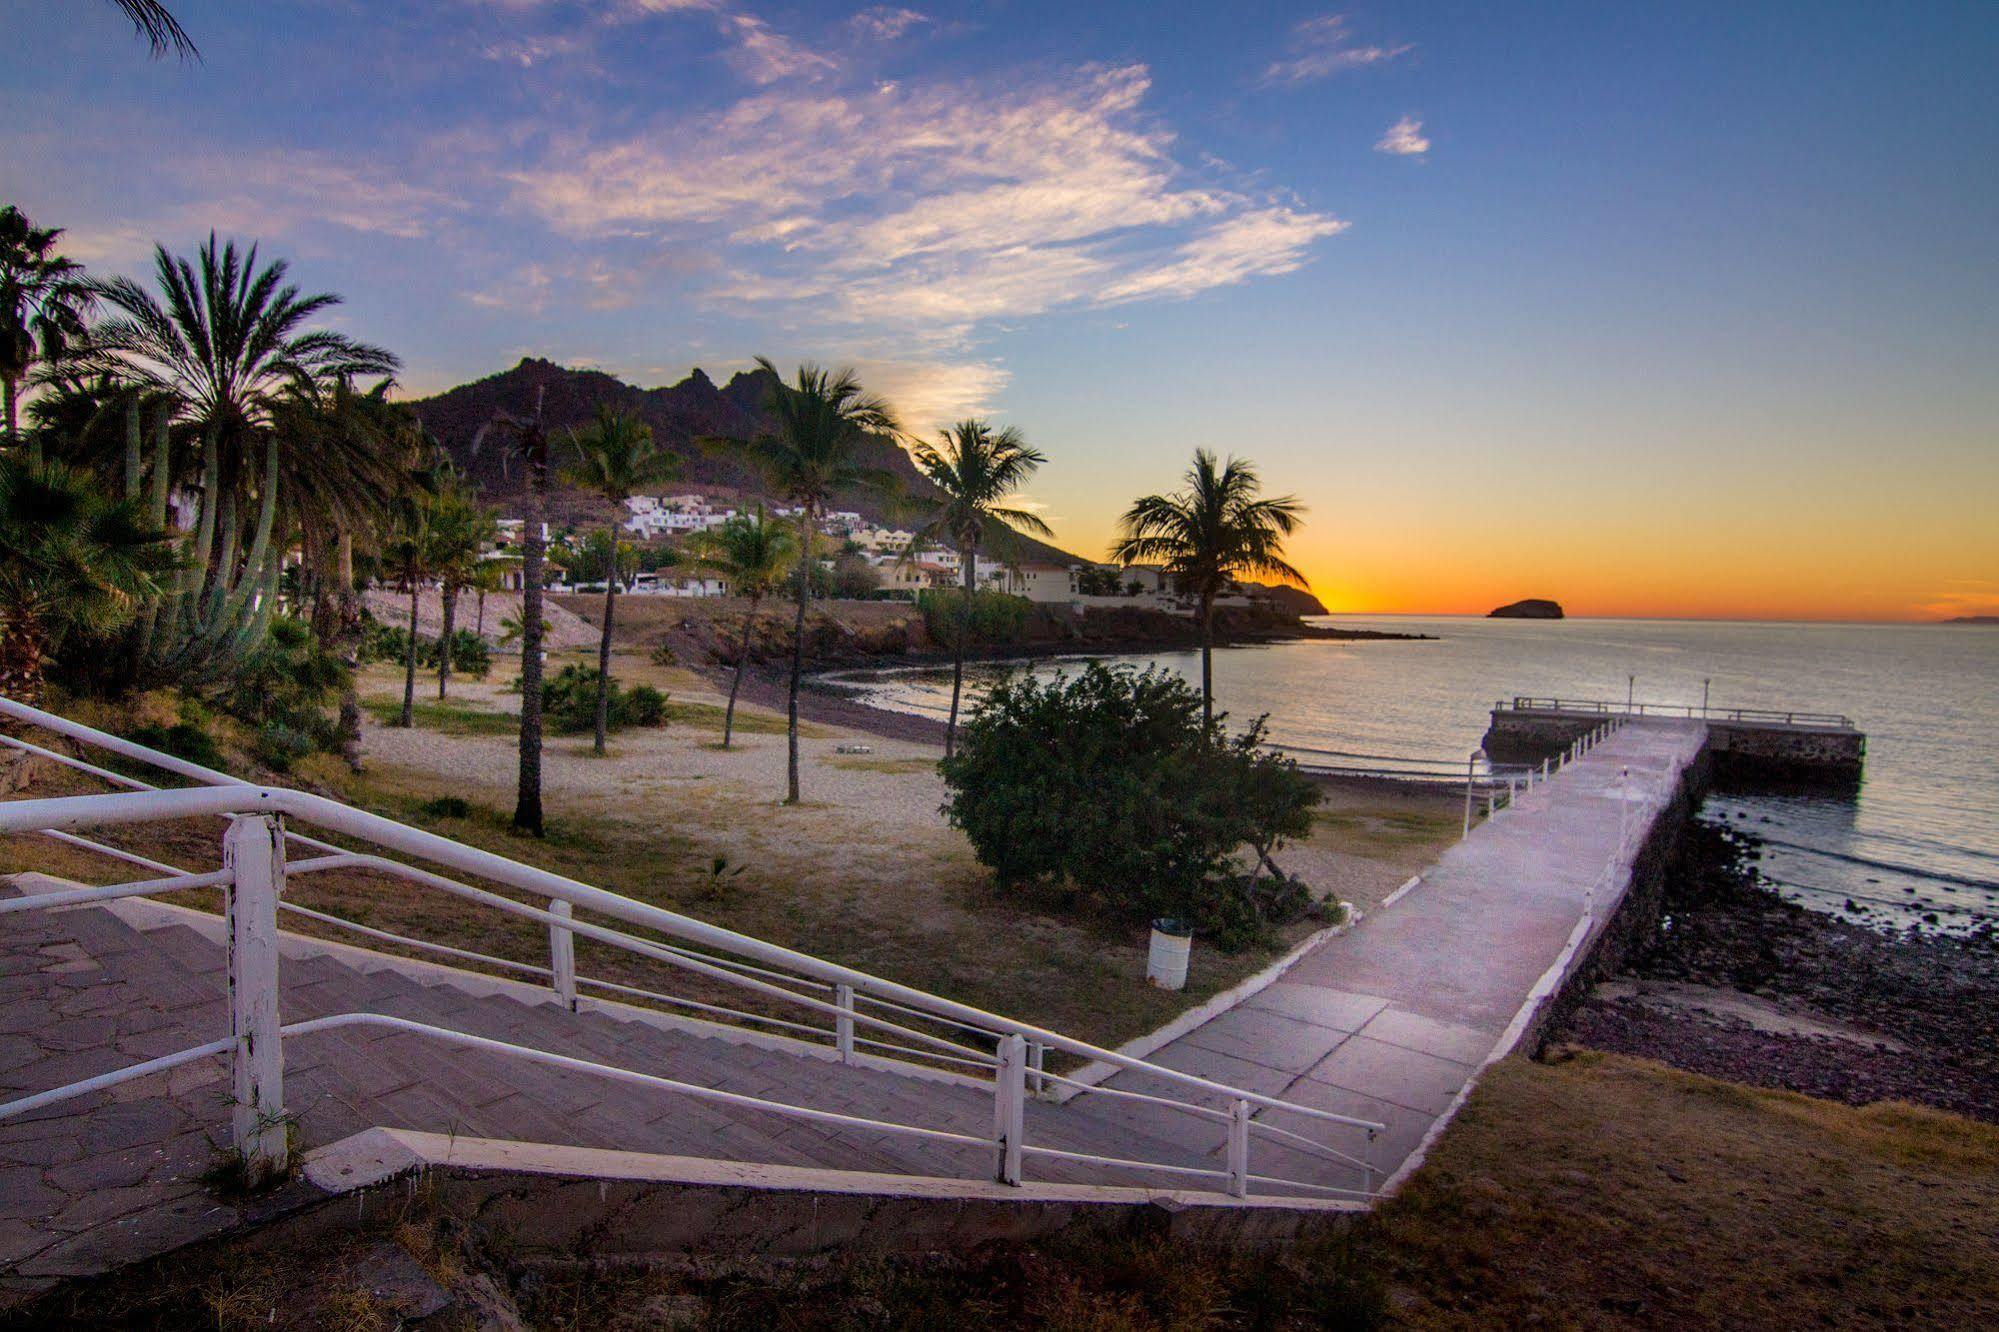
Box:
[1,720,1707,1294]
[1076,719,1709,1188]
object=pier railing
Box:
[0,697,1380,1202]
[1498,696,1855,729]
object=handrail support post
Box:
[835,983,855,1063]
[993,1033,1026,1185]
[1227,1098,1251,1198]
[224,814,288,1185]
[549,900,577,1012]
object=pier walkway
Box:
[1073,718,1711,1188]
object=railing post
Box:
[835,983,855,1063]
[993,1033,1026,1185]
[223,815,287,1185]
[1227,1098,1251,1198]
[549,900,577,1012]
[1027,1038,1046,1097]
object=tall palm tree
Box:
[474,390,553,836]
[425,480,499,701]
[106,0,198,58]
[1112,450,1305,728]
[0,206,95,465]
[0,458,178,705]
[714,359,899,803]
[563,406,677,754]
[905,420,1053,758]
[690,506,796,750]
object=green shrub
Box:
[251,721,315,773]
[539,664,670,735]
[358,615,489,678]
[918,588,1031,644]
[939,662,1319,947]
[417,796,472,820]
[124,720,226,771]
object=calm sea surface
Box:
[828,617,1999,933]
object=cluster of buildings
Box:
[482,494,1263,613]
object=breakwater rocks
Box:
[1556,821,1999,1122]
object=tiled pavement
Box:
[1077,719,1709,1189]
[0,720,1704,1293]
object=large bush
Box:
[939,663,1319,948]
[225,617,348,770]
[539,664,669,735]
[918,588,1031,644]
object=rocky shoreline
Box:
[1556,820,1999,1123]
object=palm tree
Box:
[468,556,511,639]
[106,0,198,58]
[563,406,677,754]
[379,497,437,729]
[474,391,553,836]
[905,420,1052,758]
[714,359,899,803]
[1112,450,1305,728]
[88,235,399,670]
[425,481,499,700]
[0,458,178,705]
[691,506,796,749]
[1,206,95,465]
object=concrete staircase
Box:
[4,884,1343,1290]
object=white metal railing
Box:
[1461,717,1624,839]
[0,697,1381,1202]
[1499,696,1855,729]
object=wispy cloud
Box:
[1375,115,1430,156]
[1915,580,1999,620]
[849,6,929,41]
[723,13,837,84]
[1262,14,1411,87]
[1100,207,1348,302]
[513,64,1344,345]
[855,357,1010,431]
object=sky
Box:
[4,0,1996,621]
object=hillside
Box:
[403,358,1088,567]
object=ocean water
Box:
[826,617,1999,933]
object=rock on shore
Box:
[1555,821,1999,1122]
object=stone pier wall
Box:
[1526,739,1716,1049]
[1484,709,1862,785]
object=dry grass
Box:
[1370,1050,1999,1329]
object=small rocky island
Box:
[1488,598,1565,620]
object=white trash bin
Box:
[1146,918,1192,991]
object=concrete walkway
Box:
[1077,719,1709,1188]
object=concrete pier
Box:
[1484,697,1863,784]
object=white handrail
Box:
[0,779,1382,1135]
[0,695,1386,1200]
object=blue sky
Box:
[5,1,1997,617]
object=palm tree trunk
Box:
[400,582,419,727]
[122,398,142,499]
[724,594,758,750]
[1200,590,1216,731]
[592,547,617,755]
[476,588,487,638]
[0,607,49,707]
[438,582,458,700]
[136,407,173,667]
[946,549,974,759]
[514,469,548,836]
[335,533,363,771]
[4,375,30,467]
[785,505,812,804]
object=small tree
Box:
[0,206,94,465]
[690,506,795,749]
[565,406,676,755]
[940,662,1319,947]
